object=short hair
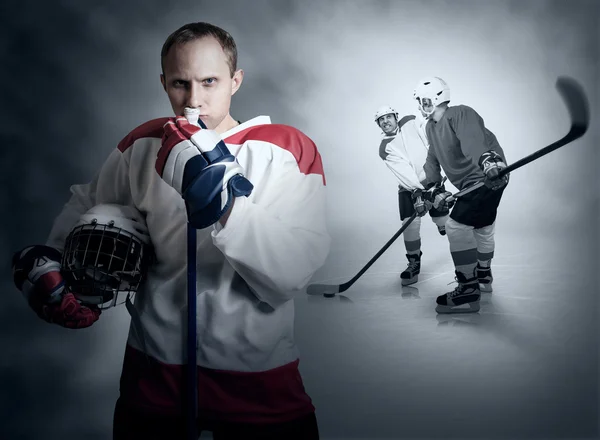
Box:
[160,22,238,78]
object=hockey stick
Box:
[308,211,419,297]
[448,76,590,201]
[308,75,589,298]
[186,224,198,440]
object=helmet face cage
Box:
[414,77,450,116]
[61,220,150,309]
[416,96,435,116]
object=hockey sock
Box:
[477,259,491,268]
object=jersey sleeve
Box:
[423,141,443,186]
[450,106,496,165]
[45,148,133,253]
[211,130,331,309]
[382,138,425,191]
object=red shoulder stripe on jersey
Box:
[117,118,170,152]
[398,115,416,130]
[224,124,326,185]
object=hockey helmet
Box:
[374,105,399,126]
[413,76,451,116]
[61,204,152,309]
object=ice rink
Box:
[289,218,598,439]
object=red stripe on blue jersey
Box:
[118,345,315,424]
[117,118,170,152]
[225,124,326,185]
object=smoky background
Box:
[0,0,597,439]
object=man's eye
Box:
[204,78,216,85]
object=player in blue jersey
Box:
[412,77,509,314]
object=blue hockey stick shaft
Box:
[187,224,198,440]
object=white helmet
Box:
[374,105,399,126]
[413,76,451,116]
[61,204,152,309]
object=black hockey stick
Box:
[448,76,590,201]
[307,211,419,297]
[308,76,589,298]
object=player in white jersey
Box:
[375,106,449,286]
[12,22,330,439]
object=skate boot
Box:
[400,252,421,286]
[476,263,493,293]
[437,224,446,236]
[435,270,481,314]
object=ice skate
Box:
[476,263,493,293]
[435,270,481,314]
[400,252,421,286]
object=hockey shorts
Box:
[450,184,506,229]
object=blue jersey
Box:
[424,105,506,190]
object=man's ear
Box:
[231,69,244,96]
[160,73,167,92]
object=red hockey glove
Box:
[479,150,509,191]
[12,245,101,329]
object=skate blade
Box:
[436,301,480,314]
[401,276,418,286]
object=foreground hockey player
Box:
[413,77,509,314]
[12,22,330,439]
[375,105,449,286]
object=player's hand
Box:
[12,246,101,329]
[479,150,509,191]
[425,187,455,212]
[156,117,253,229]
[411,189,432,217]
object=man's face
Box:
[160,36,243,131]
[419,97,434,118]
[378,114,398,135]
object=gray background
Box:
[1,0,598,439]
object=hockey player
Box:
[375,105,449,286]
[12,22,330,439]
[412,76,509,314]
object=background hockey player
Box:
[375,105,449,286]
[12,22,330,439]
[413,76,509,314]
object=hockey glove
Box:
[156,117,253,229]
[424,186,455,212]
[478,150,509,191]
[12,245,101,329]
[411,189,432,217]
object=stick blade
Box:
[306,283,341,297]
[556,76,590,130]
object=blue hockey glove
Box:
[156,117,253,229]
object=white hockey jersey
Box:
[378,114,430,191]
[45,115,331,423]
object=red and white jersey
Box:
[378,114,430,192]
[45,115,331,423]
